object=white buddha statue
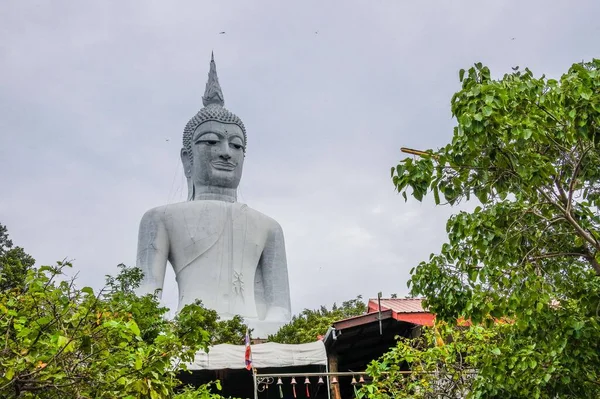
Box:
[135,54,291,336]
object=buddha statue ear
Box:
[181,148,195,201]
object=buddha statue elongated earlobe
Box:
[181,148,194,201]
[186,179,194,201]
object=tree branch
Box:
[528,252,586,261]
[585,254,600,276]
[566,145,592,214]
[537,188,600,274]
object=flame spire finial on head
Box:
[202,52,225,107]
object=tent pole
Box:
[253,368,258,399]
[325,362,331,399]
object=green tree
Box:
[212,315,248,345]
[384,60,600,397]
[0,223,35,291]
[0,261,231,399]
[268,296,366,344]
[359,323,489,399]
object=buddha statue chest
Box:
[159,201,272,318]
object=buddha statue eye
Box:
[229,137,245,151]
[196,132,220,146]
[197,139,218,146]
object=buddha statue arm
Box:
[260,222,292,321]
[135,208,169,298]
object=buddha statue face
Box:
[181,120,245,191]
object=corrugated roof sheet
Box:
[368,298,428,314]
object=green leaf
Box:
[128,321,141,336]
[135,357,142,370]
[5,368,14,380]
[433,186,441,205]
[529,359,538,369]
[57,335,69,348]
[581,89,592,100]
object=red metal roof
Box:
[368,298,427,314]
[367,298,435,327]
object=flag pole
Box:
[246,328,258,399]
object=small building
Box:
[323,298,434,399]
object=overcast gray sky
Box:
[1,1,599,314]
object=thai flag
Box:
[244,329,252,371]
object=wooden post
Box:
[328,354,342,399]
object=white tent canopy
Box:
[187,341,327,370]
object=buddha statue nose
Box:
[220,149,232,160]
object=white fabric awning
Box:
[187,341,327,370]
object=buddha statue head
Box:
[181,53,247,201]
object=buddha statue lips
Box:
[135,53,292,337]
[211,161,237,171]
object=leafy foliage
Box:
[359,323,485,399]
[0,223,35,291]
[211,315,248,346]
[268,296,366,344]
[0,260,235,398]
[386,60,600,397]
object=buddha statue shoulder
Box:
[135,54,291,337]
